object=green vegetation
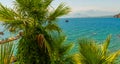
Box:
[72,35,120,64]
[0,0,120,64]
[0,42,14,64]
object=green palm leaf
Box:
[0,42,15,64]
[102,35,111,56]
[0,3,17,21]
[45,23,62,32]
[48,3,71,22]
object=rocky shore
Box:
[114,13,120,18]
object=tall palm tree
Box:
[72,35,120,64]
[0,0,70,64]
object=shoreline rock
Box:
[114,13,120,18]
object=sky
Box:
[0,0,120,17]
[52,0,120,12]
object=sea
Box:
[1,18,120,54]
[58,18,120,53]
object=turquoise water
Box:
[58,18,120,52]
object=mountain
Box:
[61,10,117,18]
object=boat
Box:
[65,20,69,22]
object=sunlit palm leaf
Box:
[0,42,14,64]
[105,50,120,64]
[0,3,18,21]
[72,54,86,64]
[102,35,111,56]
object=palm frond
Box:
[79,39,102,64]
[45,23,62,32]
[15,0,50,21]
[48,3,71,21]
[105,50,120,64]
[44,0,53,8]
[0,3,24,32]
[72,54,85,64]
[46,33,73,64]
[51,34,67,48]
[102,35,111,56]
[3,20,24,32]
[0,3,17,21]
[0,42,15,64]
[59,43,73,56]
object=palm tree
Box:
[72,35,120,64]
[0,0,70,64]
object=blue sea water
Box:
[58,18,120,52]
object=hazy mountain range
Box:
[62,10,118,18]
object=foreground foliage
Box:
[72,35,120,64]
[0,42,14,64]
